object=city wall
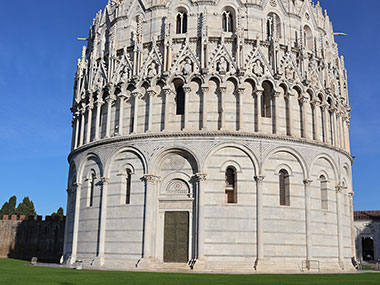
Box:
[0,215,65,262]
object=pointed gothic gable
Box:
[261,0,287,15]
[209,42,238,75]
[244,46,274,78]
[170,40,201,75]
[300,1,319,30]
[139,42,163,79]
[91,60,109,90]
[308,57,324,90]
[278,51,302,82]
[112,53,134,83]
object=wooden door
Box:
[164,211,189,263]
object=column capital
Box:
[298,96,309,104]
[219,85,227,94]
[163,86,174,96]
[310,99,320,107]
[303,179,313,186]
[74,182,82,187]
[272,90,281,98]
[237,87,245,95]
[183,84,192,94]
[118,92,131,101]
[335,185,347,193]
[143,174,162,185]
[255,88,264,95]
[194,173,207,182]
[201,85,209,93]
[101,177,110,185]
[348,191,354,197]
[254,175,265,183]
[132,90,144,99]
[106,95,117,103]
[96,99,104,107]
[147,87,157,97]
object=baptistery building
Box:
[63,0,355,272]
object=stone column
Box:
[162,87,171,131]
[142,174,161,261]
[86,102,94,144]
[132,91,143,134]
[70,182,82,264]
[273,91,280,134]
[330,107,337,146]
[105,96,116,138]
[219,86,226,131]
[79,106,85,147]
[311,100,320,141]
[304,179,313,267]
[336,111,343,148]
[345,119,351,153]
[95,99,104,141]
[321,104,329,143]
[336,185,345,269]
[118,94,128,136]
[147,88,157,132]
[348,191,356,258]
[299,97,308,139]
[238,87,245,131]
[285,92,293,136]
[194,173,207,259]
[183,84,191,131]
[255,175,265,266]
[256,89,264,133]
[74,111,80,149]
[97,177,109,266]
[201,85,209,130]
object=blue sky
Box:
[0,0,379,215]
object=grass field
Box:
[1,259,380,285]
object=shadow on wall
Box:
[0,215,65,263]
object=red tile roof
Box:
[354,211,380,221]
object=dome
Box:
[63,0,355,272]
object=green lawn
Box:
[1,259,379,285]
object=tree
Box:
[15,197,36,217]
[0,196,17,216]
[51,207,64,220]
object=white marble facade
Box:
[63,0,356,272]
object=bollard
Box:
[75,260,83,270]
[31,257,38,265]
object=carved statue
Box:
[285,65,294,80]
[182,58,193,75]
[252,60,264,76]
[218,57,228,73]
[147,62,158,78]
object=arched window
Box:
[319,95,326,142]
[267,13,281,40]
[222,10,234,32]
[176,12,188,34]
[89,170,96,207]
[279,169,290,206]
[304,25,313,50]
[225,167,237,203]
[176,85,185,115]
[125,169,132,204]
[320,175,328,210]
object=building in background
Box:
[63,0,355,272]
[354,211,380,263]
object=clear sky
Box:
[0,0,379,216]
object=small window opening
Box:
[176,85,185,115]
[279,169,290,206]
[89,171,96,207]
[222,11,234,32]
[225,167,237,204]
[176,12,188,34]
[126,169,132,204]
[320,175,328,210]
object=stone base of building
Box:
[72,256,356,273]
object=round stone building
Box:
[63,0,356,272]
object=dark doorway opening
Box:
[362,237,374,261]
[164,211,189,263]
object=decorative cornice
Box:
[68,131,353,163]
